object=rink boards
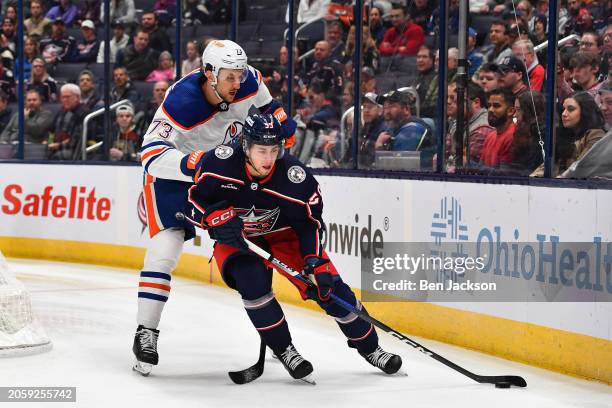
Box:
[0,163,610,384]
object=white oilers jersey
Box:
[140,66,273,182]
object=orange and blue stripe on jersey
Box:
[140,141,174,174]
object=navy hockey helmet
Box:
[242,113,285,159]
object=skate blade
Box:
[299,374,316,385]
[133,361,153,376]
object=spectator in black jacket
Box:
[136,79,169,135]
[79,69,101,111]
[48,83,88,160]
[40,17,76,65]
[115,29,159,81]
[26,58,58,102]
[73,19,100,63]
[141,11,171,53]
[111,66,142,108]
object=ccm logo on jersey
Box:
[206,207,236,226]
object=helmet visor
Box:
[217,67,248,84]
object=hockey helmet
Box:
[242,114,285,159]
[201,39,249,83]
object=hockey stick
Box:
[228,336,266,384]
[244,238,527,388]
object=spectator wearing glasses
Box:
[512,40,545,92]
[25,58,58,103]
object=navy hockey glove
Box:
[180,150,206,182]
[204,201,247,251]
[303,257,333,302]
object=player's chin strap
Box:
[242,238,528,388]
[202,65,230,112]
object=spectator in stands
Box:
[74,20,100,63]
[110,103,141,162]
[598,81,612,130]
[476,63,501,92]
[445,82,494,165]
[512,40,545,92]
[48,83,87,160]
[141,11,171,53]
[115,29,159,81]
[559,91,606,174]
[0,17,16,59]
[182,40,201,77]
[111,66,141,108]
[485,20,513,64]
[325,20,345,62]
[24,0,52,39]
[0,60,15,101]
[516,0,536,31]
[305,40,343,94]
[369,6,386,46]
[532,14,547,46]
[26,58,57,103]
[0,90,54,144]
[97,20,128,64]
[408,0,434,31]
[480,88,517,168]
[413,45,437,118]
[564,0,589,36]
[146,51,175,82]
[153,0,178,26]
[40,18,77,65]
[292,0,330,25]
[361,66,377,94]
[136,79,168,135]
[100,0,135,26]
[79,69,101,111]
[570,51,603,100]
[509,90,546,175]
[342,25,379,73]
[46,0,78,27]
[467,27,484,77]
[16,37,41,81]
[356,92,387,168]
[305,78,339,129]
[379,4,424,57]
[0,90,12,130]
[78,0,102,25]
[447,48,458,82]
[3,5,16,22]
[375,89,434,168]
[498,56,529,96]
[579,31,602,54]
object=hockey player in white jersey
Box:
[133,39,297,375]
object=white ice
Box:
[1,259,610,408]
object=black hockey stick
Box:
[228,336,266,384]
[245,238,527,388]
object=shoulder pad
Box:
[161,73,215,130]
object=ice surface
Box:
[0,259,610,408]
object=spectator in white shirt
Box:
[97,20,129,64]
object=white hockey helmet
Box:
[201,39,248,83]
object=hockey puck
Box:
[495,382,511,388]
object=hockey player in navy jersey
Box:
[183,113,402,381]
[133,40,297,375]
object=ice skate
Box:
[132,325,159,376]
[274,343,315,384]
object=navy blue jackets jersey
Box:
[188,144,324,259]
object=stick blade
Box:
[228,364,264,384]
[478,375,527,388]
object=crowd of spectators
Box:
[271,0,611,179]
[0,0,610,178]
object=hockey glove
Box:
[205,201,247,251]
[303,257,333,302]
[180,150,207,182]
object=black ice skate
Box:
[273,344,315,384]
[359,346,403,375]
[132,325,159,376]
